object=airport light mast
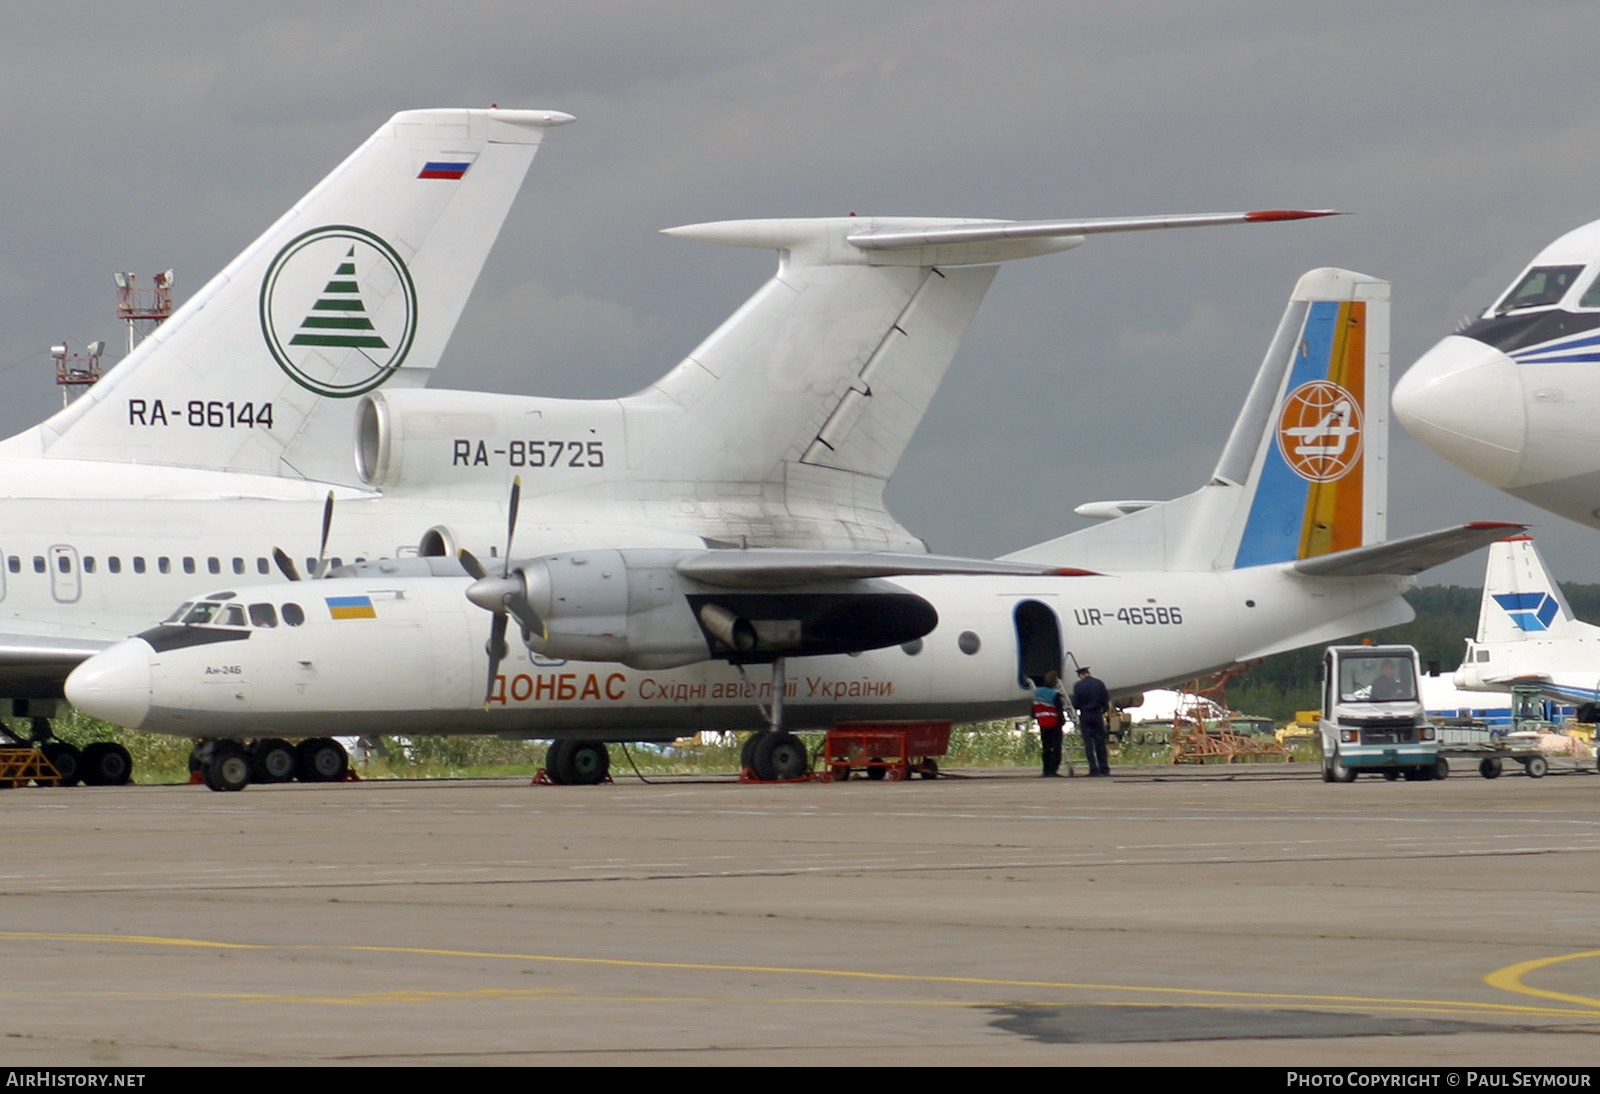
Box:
[49,341,105,406]
[114,268,174,354]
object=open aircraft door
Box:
[1013,599,1063,688]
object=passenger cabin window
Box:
[55,556,69,573]
[32,557,44,573]
[249,603,278,628]
[1495,265,1584,314]
[282,603,306,627]
[133,557,146,574]
[207,557,220,575]
[158,557,170,574]
[183,558,195,575]
[108,557,121,574]
[83,557,95,573]
[6,557,17,574]
[256,558,270,575]
[233,557,245,575]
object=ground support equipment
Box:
[819,721,951,782]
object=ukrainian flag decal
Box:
[325,595,377,620]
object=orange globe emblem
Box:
[1275,380,1362,482]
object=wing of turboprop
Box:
[1290,522,1524,578]
[674,550,1096,587]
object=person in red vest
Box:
[1032,671,1066,777]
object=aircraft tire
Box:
[297,738,348,783]
[750,732,808,781]
[251,739,299,783]
[1524,754,1549,779]
[41,742,82,787]
[739,733,761,775]
[1479,758,1502,779]
[204,742,252,792]
[80,742,133,787]
[565,742,610,786]
[544,740,573,785]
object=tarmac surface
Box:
[0,759,1596,1067]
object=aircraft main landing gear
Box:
[740,658,812,781]
[193,736,350,791]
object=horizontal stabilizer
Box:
[847,209,1339,249]
[676,550,1095,588]
[1290,521,1522,578]
[1074,500,1161,521]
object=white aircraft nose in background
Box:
[1394,215,1600,529]
[64,639,151,730]
[1393,333,1526,488]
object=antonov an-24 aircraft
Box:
[1396,216,1600,531]
[0,105,1342,786]
[65,268,1518,789]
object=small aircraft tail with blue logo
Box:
[1009,267,1515,581]
[1008,268,1394,571]
[1454,535,1600,705]
[0,108,572,486]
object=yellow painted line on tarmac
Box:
[1484,950,1600,1011]
[0,988,569,1006]
[4,930,1598,1020]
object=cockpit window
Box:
[249,603,278,628]
[1494,265,1584,314]
[1578,272,1600,309]
[179,602,221,625]
[163,601,194,624]
[220,604,246,628]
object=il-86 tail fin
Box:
[8,107,571,484]
[1007,268,1389,572]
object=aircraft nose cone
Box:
[64,639,152,729]
[1394,335,1526,488]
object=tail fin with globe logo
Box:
[1004,268,1390,573]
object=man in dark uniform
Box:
[1071,666,1111,777]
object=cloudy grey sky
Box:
[1,1,1595,585]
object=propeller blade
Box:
[483,612,509,709]
[502,590,546,642]
[272,547,303,583]
[313,491,335,579]
[502,476,522,575]
[458,548,488,581]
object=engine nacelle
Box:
[504,548,937,670]
[355,388,625,490]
